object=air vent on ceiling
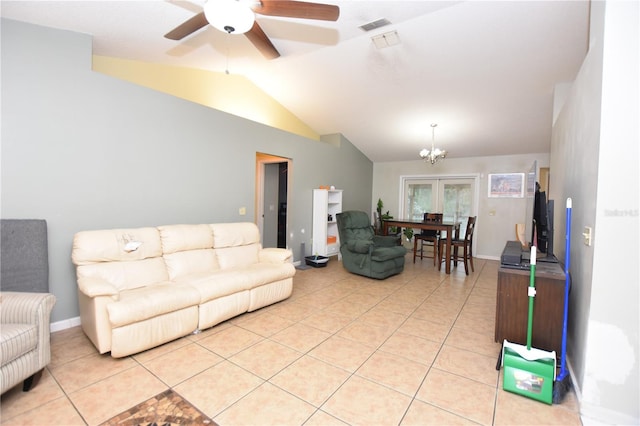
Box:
[359,18,391,32]
[371,30,401,49]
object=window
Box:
[401,175,478,237]
[403,179,436,221]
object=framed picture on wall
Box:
[488,173,525,198]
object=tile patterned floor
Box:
[0,256,582,425]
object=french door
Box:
[401,176,477,237]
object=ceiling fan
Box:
[165,0,340,60]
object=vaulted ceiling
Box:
[1,1,590,161]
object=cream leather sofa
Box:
[72,223,295,358]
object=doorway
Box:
[256,153,291,248]
[401,175,479,238]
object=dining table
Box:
[382,218,461,274]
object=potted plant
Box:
[376,198,397,235]
[403,227,414,242]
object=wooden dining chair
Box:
[413,213,443,265]
[439,216,476,275]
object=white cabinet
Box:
[312,189,342,257]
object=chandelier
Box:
[204,0,255,34]
[419,123,447,165]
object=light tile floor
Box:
[0,256,582,425]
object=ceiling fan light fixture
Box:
[204,0,255,34]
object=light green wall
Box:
[1,18,373,324]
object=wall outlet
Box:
[239,207,246,215]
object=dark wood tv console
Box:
[495,261,566,358]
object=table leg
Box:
[445,231,452,274]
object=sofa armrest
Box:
[0,292,56,379]
[77,277,119,298]
[0,292,56,326]
[346,239,374,254]
[373,235,401,247]
[259,248,293,264]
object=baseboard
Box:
[580,402,638,425]
[50,316,81,333]
[476,254,501,261]
[568,359,638,425]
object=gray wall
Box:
[1,19,373,323]
[550,1,639,423]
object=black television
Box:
[522,161,557,263]
[523,162,537,249]
[531,184,558,263]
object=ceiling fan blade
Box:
[254,0,340,21]
[164,11,209,40]
[245,21,281,60]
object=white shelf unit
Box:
[312,189,343,257]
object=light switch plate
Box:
[583,226,592,246]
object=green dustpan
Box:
[502,247,556,404]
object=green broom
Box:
[502,246,557,404]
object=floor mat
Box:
[100,389,216,425]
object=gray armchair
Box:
[1,219,56,394]
[336,211,407,279]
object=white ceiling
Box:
[1,0,590,162]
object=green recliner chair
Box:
[336,211,407,279]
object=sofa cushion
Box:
[371,246,408,262]
[163,249,219,281]
[344,227,374,243]
[210,223,260,248]
[347,239,373,254]
[210,223,261,268]
[76,257,169,293]
[259,248,293,264]
[215,244,261,270]
[338,211,372,229]
[107,283,201,328]
[158,224,214,255]
[243,263,296,289]
[1,323,37,365]
[1,219,49,293]
[176,270,251,301]
[72,227,162,265]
